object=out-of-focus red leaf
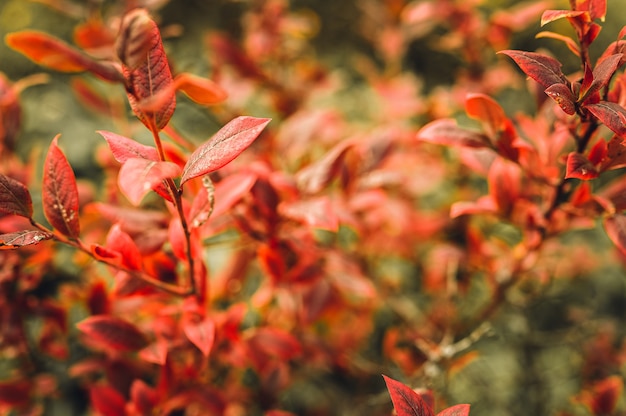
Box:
[73,18,115,52]
[0,379,31,406]
[465,93,506,139]
[586,101,626,136]
[383,375,434,416]
[540,10,587,26]
[248,327,302,360]
[488,158,521,213]
[588,139,608,165]
[77,315,148,352]
[602,136,626,170]
[436,404,471,416]
[5,31,123,82]
[566,152,599,179]
[87,281,110,315]
[279,196,339,231]
[417,119,490,148]
[117,8,176,130]
[604,214,626,254]
[0,230,53,249]
[174,72,228,105]
[580,64,594,100]
[498,50,567,89]
[296,139,355,194]
[586,0,607,21]
[211,171,257,219]
[118,158,180,205]
[71,78,112,116]
[43,135,81,239]
[183,316,216,357]
[0,174,33,218]
[89,385,127,416]
[130,379,159,415]
[188,176,215,229]
[105,223,142,270]
[97,130,159,163]
[590,376,623,415]
[139,340,169,365]
[544,83,577,115]
[181,116,271,185]
[450,196,498,218]
[587,54,623,99]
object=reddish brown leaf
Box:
[117,8,176,130]
[602,136,626,170]
[174,72,228,105]
[540,10,587,26]
[580,54,623,102]
[77,315,148,352]
[604,215,626,254]
[98,130,159,163]
[296,139,355,194]
[417,119,490,148]
[130,379,159,414]
[248,327,302,360]
[383,375,434,416]
[5,31,123,83]
[89,385,127,416]
[544,83,576,115]
[0,230,53,249]
[436,404,471,416]
[183,316,216,357]
[118,158,180,205]
[488,158,521,213]
[586,101,626,136]
[498,50,567,89]
[465,93,507,139]
[588,139,608,165]
[566,152,599,179]
[590,376,623,415]
[43,135,80,238]
[0,379,31,406]
[181,116,271,185]
[0,174,33,218]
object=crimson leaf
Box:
[0,230,53,249]
[0,174,33,218]
[544,83,576,115]
[183,316,216,357]
[383,375,434,416]
[417,119,490,148]
[97,130,159,163]
[565,152,599,180]
[498,50,567,89]
[77,315,148,352]
[586,101,626,136]
[43,135,80,238]
[436,404,471,416]
[180,116,271,185]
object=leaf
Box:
[279,196,339,231]
[565,152,599,179]
[417,119,491,148]
[181,116,271,185]
[540,10,586,26]
[0,230,53,249]
[97,130,159,163]
[174,72,228,105]
[117,9,176,130]
[465,93,507,139]
[602,135,626,170]
[183,316,216,357]
[5,31,123,83]
[188,176,215,229]
[536,31,581,56]
[580,54,624,102]
[498,50,567,89]
[130,379,159,415]
[586,101,626,136]
[118,158,180,205]
[89,385,127,416]
[0,174,33,218]
[436,404,471,416]
[603,214,626,254]
[590,376,623,415]
[383,375,434,416]
[77,315,148,352]
[296,139,355,194]
[544,83,577,115]
[248,327,302,360]
[43,135,80,238]
[105,223,142,270]
[488,158,522,213]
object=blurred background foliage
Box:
[2,1,626,415]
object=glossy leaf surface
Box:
[383,375,434,416]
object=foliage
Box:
[1,0,626,415]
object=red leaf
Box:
[586,101,626,136]
[97,130,159,163]
[488,158,521,213]
[89,385,127,416]
[43,135,80,238]
[0,174,33,218]
[544,83,576,115]
[436,404,471,416]
[105,223,142,270]
[296,139,355,194]
[590,376,623,415]
[279,196,339,231]
[77,315,148,352]
[211,171,257,218]
[130,379,159,414]
[465,93,506,139]
[580,54,623,103]
[450,196,498,218]
[588,139,608,165]
[248,327,302,360]
[536,31,581,56]
[498,50,567,89]
[5,31,123,83]
[118,158,180,205]
[117,9,176,130]
[602,136,626,170]
[180,116,271,185]
[183,316,216,357]
[565,152,599,179]
[188,176,215,229]
[0,230,53,249]
[0,379,31,406]
[540,10,587,26]
[604,214,626,253]
[383,375,434,416]
[174,73,228,105]
[586,0,607,21]
[417,119,490,148]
